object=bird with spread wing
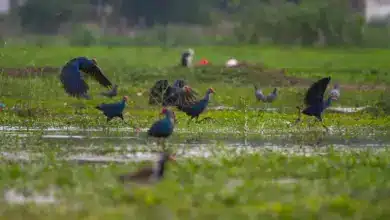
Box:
[293,77,340,131]
[148,79,198,107]
[60,57,113,99]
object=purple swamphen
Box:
[149,79,198,106]
[147,107,176,148]
[96,96,128,122]
[118,152,176,184]
[176,87,215,124]
[254,85,278,103]
[60,57,113,99]
[293,77,340,131]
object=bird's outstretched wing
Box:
[149,80,170,105]
[60,66,90,98]
[167,80,198,106]
[82,64,112,88]
[164,87,198,106]
[304,77,331,106]
[173,79,199,96]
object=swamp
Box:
[0,46,390,219]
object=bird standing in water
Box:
[176,88,215,124]
[118,152,176,184]
[293,77,340,131]
[147,108,176,149]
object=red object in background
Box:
[198,59,209,65]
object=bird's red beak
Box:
[123,96,129,102]
[92,58,97,65]
[210,88,215,93]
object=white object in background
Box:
[226,58,239,67]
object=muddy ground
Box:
[0,64,387,91]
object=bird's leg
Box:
[161,139,167,151]
[292,106,302,126]
[187,117,194,125]
[318,117,329,132]
[197,117,214,123]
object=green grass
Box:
[0,46,390,219]
[1,148,390,219]
[1,46,390,69]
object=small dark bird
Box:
[60,57,113,99]
[180,48,194,67]
[0,102,5,112]
[149,79,198,106]
[96,96,128,122]
[147,108,176,148]
[176,88,215,124]
[293,77,340,131]
[118,152,176,184]
[254,85,278,103]
[100,84,118,98]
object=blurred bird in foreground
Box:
[60,57,113,99]
[147,108,176,149]
[96,96,128,122]
[118,152,176,184]
[176,88,215,124]
[293,77,340,131]
[149,79,198,107]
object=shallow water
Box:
[209,106,369,113]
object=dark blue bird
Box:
[147,108,176,148]
[96,96,128,122]
[176,88,215,124]
[294,77,340,131]
[60,57,113,99]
